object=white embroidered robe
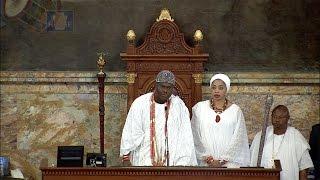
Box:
[191,100,250,167]
[120,92,197,166]
[250,126,314,180]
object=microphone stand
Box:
[165,105,170,166]
[165,130,169,166]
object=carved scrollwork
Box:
[136,63,192,72]
[136,20,192,55]
[139,39,190,54]
[192,73,204,84]
[126,63,135,71]
[156,26,174,43]
[126,73,137,84]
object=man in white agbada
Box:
[191,73,250,167]
[120,70,197,166]
[250,105,314,180]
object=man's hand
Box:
[299,169,308,180]
[121,154,132,166]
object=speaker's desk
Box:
[41,166,281,180]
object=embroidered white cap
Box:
[156,70,175,85]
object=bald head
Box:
[272,105,290,117]
[272,105,290,134]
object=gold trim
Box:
[192,73,203,84]
[194,30,203,43]
[97,52,106,75]
[127,30,136,42]
[156,8,174,22]
[126,73,137,84]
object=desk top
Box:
[41,166,280,176]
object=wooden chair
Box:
[121,9,208,111]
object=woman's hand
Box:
[203,156,227,167]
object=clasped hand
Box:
[203,156,227,167]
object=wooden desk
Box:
[41,166,281,180]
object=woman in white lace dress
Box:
[191,73,250,167]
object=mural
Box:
[46,11,74,32]
[0,0,319,71]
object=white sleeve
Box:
[299,150,314,170]
[191,103,207,166]
[174,100,198,166]
[250,132,261,167]
[119,99,145,156]
[222,108,250,166]
[292,128,314,170]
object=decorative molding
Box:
[194,62,204,71]
[126,73,137,84]
[192,73,204,84]
[136,63,193,72]
[156,9,174,22]
[41,167,280,177]
[136,21,192,55]
[0,71,318,84]
[0,71,126,83]
[203,72,320,84]
[126,63,136,72]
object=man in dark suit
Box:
[309,123,320,180]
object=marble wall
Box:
[0,71,319,179]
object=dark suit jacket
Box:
[310,123,320,180]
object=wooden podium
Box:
[41,166,281,180]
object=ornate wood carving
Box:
[136,21,193,55]
[192,74,204,84]
[121,9,209,111]
[126,73,137,84]
[136,62,193,72]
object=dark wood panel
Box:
[41,167,281,180]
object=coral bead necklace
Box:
[210,98,227,123]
